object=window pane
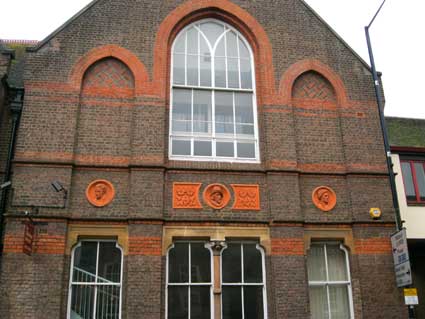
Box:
[187,55,199,86]
[227,57,239,88]
[215,38,225,57]
[401,162,416,200]
[329,286,350,319]
[236,124,254,136]
[226,31,238,58]
[237,142,255,158]
[172,89,191,122]
[194,141,212,156]
[193,90,211,133]
[173,54,185,85]
[200,22,224,47]
[307,245,326,281]
[190,286,211,319]
[70,285,95,319]
[244,286,264,319]
[309,286,328,319]
[215,57,226,87]
[173,34,185,53]
[187,27,198,54]
[414,163,425,200]
[243,244,263,283]
[168,243,189,283]
[96,285,120,319]
[191,243,211,282]
[200,34,210,56]
[222,287,242,319]
[98,242,121,283]
[200,55,212,87]
[172,140,191,156]
[216,142,234,157]
[327,245,348,281]
[73,242,97,282]
[222,243,242,282]
[215,92,234,134]
[168,286,188,319]
[235,93,253,124]
[240,59,252,89]
[238,39,250,58]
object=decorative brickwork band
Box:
[173,182,202,209]
[86,179,115,207]
[231,184,260,210]
[312,186,337,212]
[3,234,65,255]
[129,236,162,256]
[354,238,392,255]
[271,238,304,256]
[203,184,231,210]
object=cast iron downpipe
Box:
[0,86,24,256]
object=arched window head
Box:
[170,19,259,162]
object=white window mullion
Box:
[237,35,242,89]
[224,29,229,88]
[93,242,100,319]
[184,32,188,85]
[197,30,201,87]
[241,244,245,319]
[232,92,237,159]
[191,90,194,156]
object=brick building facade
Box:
[0,0,405,318]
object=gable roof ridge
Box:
[299,0,372,73]
[27,0,103,52]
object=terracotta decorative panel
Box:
[86,179,115,207]
[203,184,230,209]
[312,186,336,212]
[231,184,260,210]
[173,183,202,209]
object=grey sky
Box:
[1,0,423,119]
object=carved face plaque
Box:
[312,186,336,212]
[86,180,115,207]
[203,184,230,209]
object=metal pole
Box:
[365,1,402,231]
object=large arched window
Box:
[169,19,259,162]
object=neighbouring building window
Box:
[68,240,123,319]
[166,241,267,319]
[307,242,354,319]
[401,160,425,204]
[169,19,259,162]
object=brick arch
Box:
[279,59,348,106]
[69,44,149,94]
[152,0,276,102]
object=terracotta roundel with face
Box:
[203,183,231,209]
[86,179,115,207]
[312,186,336,212]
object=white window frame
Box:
[67,239,124,319]
[307,242,354,319]
[169,19,260,163]
[220,242,268,319]
[165,241,214,319]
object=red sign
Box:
[23,222,35,255]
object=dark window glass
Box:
[244,286,264,319]
[96,285,120,319]
[97,242,121,283]
[414,163,425,200]
[168,286,188,319]
[402,162,416,201]
[73,242,97,282]
[190,286,211,319]
[243,244,263,283]
[191,243,211,283]
[71,285,95,319]
[168,243,189,283]
[222,243,242,283]
[222,287,242,319]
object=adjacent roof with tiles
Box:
[386,116,425,148]
[1,39,38,88]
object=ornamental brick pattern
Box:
[292,71,337,102]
